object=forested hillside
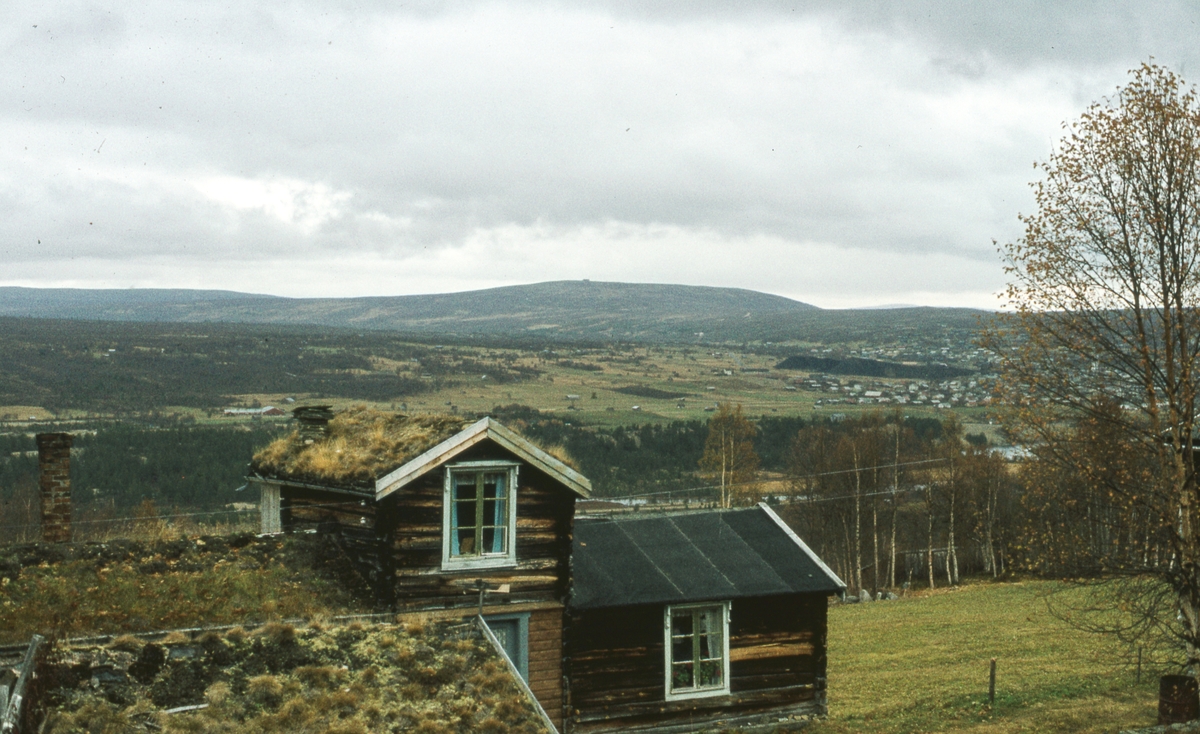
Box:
[0,282,990,344]
[0,318,538,413]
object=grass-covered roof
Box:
[250,406,469,487]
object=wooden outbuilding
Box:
[565,504,845,733]
[248,406,591,729]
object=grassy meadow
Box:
[815,581,1158,734]
[220,342,989,428]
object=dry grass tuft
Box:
[205,681,232,706]
[541,443,580,470]
[294,665,344,690]
[257,621,295,644]
[248,674,284,706]
[224,626,248,643]
[161,631,190,645]
[251,406,467,484]
[403,615,430,636]
[107,634,144,652]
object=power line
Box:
[589,457,949,502]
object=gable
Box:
[571,504,844,610]
[375,417,591,500]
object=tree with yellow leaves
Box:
[990,63,1200,670]
[699,402,760,509]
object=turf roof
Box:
[250,406,469,487]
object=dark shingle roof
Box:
[570,504,845,610]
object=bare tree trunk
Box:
[853,446,863,594]
[948,488,959,585]
[925,483,935,591]
[889,425,900,588]
[872,500,879,595]
[986,471,998,578]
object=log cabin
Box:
[248,405,591,730]
[565,504,846,734]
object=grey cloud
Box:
[1,0,1188,305]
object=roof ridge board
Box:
[575,506,758,525]
[483,419,592,497]
[374,416,592,500]
[374,417,491,497]
[755,502,847,590]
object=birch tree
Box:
[699,402,760,508]
[990,63,1200,670]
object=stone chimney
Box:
[36,432,73,543]
[293,405,334,443]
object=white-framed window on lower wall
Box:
[441,461,519,570]
[664,601,731,700]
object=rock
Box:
[886,592,900,600]
[196,535,228,555]
[858,589,873,603]
[157,539,194,560]
[129,644,166,684]
[226,532,255,549]
[0,555,20,581]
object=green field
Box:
[815,581,1157,733]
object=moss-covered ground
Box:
[40,619,547,733]
[0,534,369,645]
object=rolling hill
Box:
[0,281,989,344]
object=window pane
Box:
[455,526,476,555]
[484,473,506,499]
[454,476,478,501]
[671,611,693,636]
[697,659,722,687]
[671,662,694,689]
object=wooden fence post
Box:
[0,634,45,734]
[988,658,996,705]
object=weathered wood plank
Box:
[729,642,814,662]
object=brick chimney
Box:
[36,432,73,543]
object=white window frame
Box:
[441,461,519,570]
[663,601,731,701]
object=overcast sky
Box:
[3,2,1198,309]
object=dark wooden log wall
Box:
[564,594,828,733]
[528,607,565,731]
[382,442,576,613]
[280,485,392,603]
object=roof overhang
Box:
[757,502,847,591]
[374,416,592,500]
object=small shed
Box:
[565,504,845,733]
[248,406,591,729]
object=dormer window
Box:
[442,461,519,569]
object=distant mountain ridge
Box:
[0,281,988,343]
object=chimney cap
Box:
[293,405,334,423]
[35,432,74,448]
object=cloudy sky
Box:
[3,2,1198,309]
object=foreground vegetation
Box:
[42,619,545,734]
[0,533,365,645]
[815,581,1157,733]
